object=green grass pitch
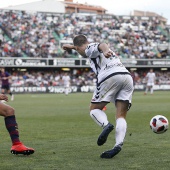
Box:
[0,91,170,170]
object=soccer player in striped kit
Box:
[63,34,134,159]
[0,68,14,101]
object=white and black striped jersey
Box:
[85,43,130,84]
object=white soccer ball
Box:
[150,115,169,134]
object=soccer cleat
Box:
[97,123,114,146]
[11,143,34,155]
[100,144,122,159]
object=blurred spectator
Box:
[0,10,169,59]
[4,69,170,88]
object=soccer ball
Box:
[150,115,169,134]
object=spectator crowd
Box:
[3,69,170,88]
[0,10,170,59]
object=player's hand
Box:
[0,94,8,102]
[62,44,75,51]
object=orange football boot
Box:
[11,143,34,155]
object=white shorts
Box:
[91,74,134,104]
[147,82,154,86]
[64,84,70,88]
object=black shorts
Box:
[1,85,10,91]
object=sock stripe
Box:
[5,115,20,144]
[10,131,19,135]
[92,114,104,127]
[6,124,18,128]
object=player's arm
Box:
[98,43,113,58]
[62,44,76,51]
[7,75,12,79]
[2,76,11,80]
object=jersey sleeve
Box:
[85,43,101,58]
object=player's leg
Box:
[115,100,129,146]
[101,74,133,159]
[90,102,108,127]
[90,102,114,146]
[0,102,34,155]
[90,76,124,146]
[90,75,132,147]
[64,84,69,95]
[89,76,119,129]
[65,87,69,95]
[7,86,14,101]
[144,85,149,94]
[100,101,128,158]
[150,85,153,94]
[8,90,14,101]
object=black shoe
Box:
[100,144,122,159]
[97,123,114,146]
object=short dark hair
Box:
[73,34,88,46]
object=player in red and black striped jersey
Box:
[0,68,14,101]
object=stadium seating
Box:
[0,10,170,59]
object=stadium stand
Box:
[0,8,170,93]
[6,69,170,88]
[0,10,170,59]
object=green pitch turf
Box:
[0,91,170,170]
